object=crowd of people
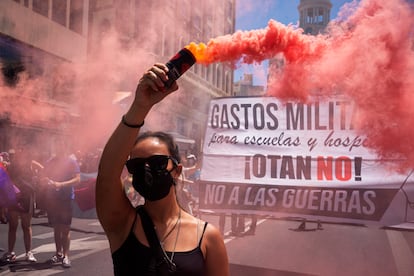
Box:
[0,145,101,268]
[0,63,256,275]
[0,139,256,274]
[0,141,217,272]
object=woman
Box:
[96,63,229,275]
[2,149,37,263]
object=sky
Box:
[234,0,352,85]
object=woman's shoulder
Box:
[203,221,221,239]
[183,215,221,243]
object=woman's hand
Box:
[133,63,179,110]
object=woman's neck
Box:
[144,194,181,224]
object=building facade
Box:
[0,0,235,157]
[298,0,332,35]
[233,73,265,96]
[88,0,236,155]
[0,0,89,157]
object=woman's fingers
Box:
[136,63,178,99]
[140,63,168,91]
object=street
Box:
[0,213,414,275]
[0,216,110,276]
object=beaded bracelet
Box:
[121,115,144,128]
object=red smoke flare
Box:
[187,20,327,66]
[187,0,414,169]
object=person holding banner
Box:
[96,63,229,276]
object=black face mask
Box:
[126,155,178,201]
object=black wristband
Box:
[121,115,144,128]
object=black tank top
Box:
[112,213,207,276]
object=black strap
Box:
[137,206,161,250]
[198,222,208,247]
[137,206,174,275]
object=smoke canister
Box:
[164,48,196,88]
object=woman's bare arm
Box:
[96,63,178,249]
[204,225,230,276]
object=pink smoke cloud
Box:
[189,0,414,169]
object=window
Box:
[212,66,216,85]
[206,66,211,82]
[69,0,84,34]
[2,62,25,87]
[193,14,201,31]
[204,25,212,40]
[191,123,199,141]
[177,117,186,135]
[318,8,324,23]
[216,65,222,88]
[307,8,313,23]
[163,34,172,57]
[227,22,234,34]
[191,97,200,110]
[201,66,206,80]
[52,0,67,26]
[32,0,49,17]
[225,1,233,19]
[225,71,231,94]
[180,1,190,19]
[115,0,131,34]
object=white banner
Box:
[199,96,414,227]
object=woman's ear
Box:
[173,164,183,178]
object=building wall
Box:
[298,0,332,35]
[0,0,235,155]
[89,0,235,96]
[234,74,265,96]
[0,0,90,152]
[0,0,89,62]
[89,0,236,153]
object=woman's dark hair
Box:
[134,131,181,164]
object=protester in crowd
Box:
[178,154,201,215]
[0,152,21,225]
[182,154,201,195]
[218,213,226,236]
[73,149,102,174]
[182,154,198,180]
[230,214,244,236]
[230,213,257,236]
[96,63,229,275]
[41,141,80,268]
[1,148,37,263]
[123,173,141,207]
[30,159,47,218]
[245,214,257,235]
